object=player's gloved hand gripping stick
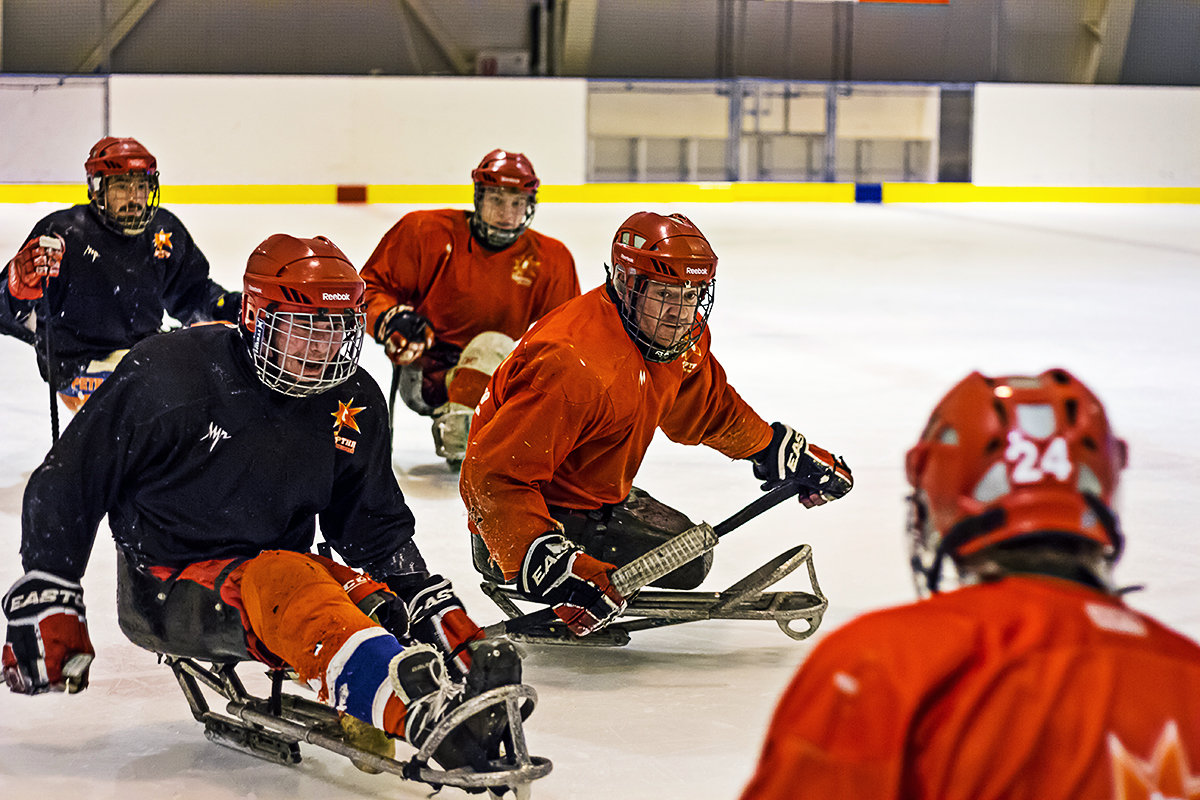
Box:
[484,476,809,638]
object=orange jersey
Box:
[360,209,580,350]
[740,575,1200,800]
[460,286,773,576]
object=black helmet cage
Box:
[89,171,161,236]
[906,492,1124,597]
[470,184,537,249]
[248,303,365,397]
[606,262,715,363]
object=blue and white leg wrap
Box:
[327,627,403,728]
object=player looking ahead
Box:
[1,136,239,412]
[740,368,1200,799]
[360,148,579,465]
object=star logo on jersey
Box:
[332,399,365,434]
[153,229,173,260]
[332,398,365,453]
[510,255,539,287]
[680,341,703,374]
[1109,721,1200,800]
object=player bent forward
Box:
[740,369,1200,799]
[460,211,853,636]
[2,234,526,774]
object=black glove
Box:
[518,533,627,637]
[353,588,410,640]
[752,422,854,508]
[375,305,434,366]
[3,571,95,695]
[385,573,481,679]
[210,291,242,323]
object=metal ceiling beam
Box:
[561,0,598,76]
[1079,0,1137,84]
[76,0,160,73]
[396,0,473,75]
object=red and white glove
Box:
[518,534,628,637]
[375,304,434,366]
[752,422,854,509]
[3,571,95,695]
[6,234,64,301]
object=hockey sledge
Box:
[114,556,550,798]
[158,654,548,797]
[481,543,827,647]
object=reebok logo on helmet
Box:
[686,267,708,275]
[323,292,350,301]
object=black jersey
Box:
[20,324,417,581]
[1,204,228,390]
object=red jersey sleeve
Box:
[360,211,449,338]
[660,332,772,459]
[528,235,581,319]
[459,338,611,577]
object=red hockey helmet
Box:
[242,234,366,397]
[470,149,539,249]
[904,368,1127,594]
[84,136,160,236]
[608,212,717,363]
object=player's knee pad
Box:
[458,331,516,374]
[445,331,514,408]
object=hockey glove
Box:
[376,305,434,366]
[210,290,243,324]
[3,571,95,695]
[6,234,64,302]
[752,422,854,509]
[518,533,627,637]
[386,573,483,680]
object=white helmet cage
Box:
[248,306,365,398]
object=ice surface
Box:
[2,200,1199,798]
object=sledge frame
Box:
[482,543,828,647]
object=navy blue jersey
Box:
[1,204,229,389]
[20,324,417,581]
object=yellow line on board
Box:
[0,185,90,204]
[0,183,1196,204]
[882,184,1200,204]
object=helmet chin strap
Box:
[468,212,522,250]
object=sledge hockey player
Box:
[740,368,1200,799]
[0,136,240,411]
[2,234,525,775]
[360,148,580,465]
[459,211,853,637]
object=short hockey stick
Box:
[482,476,807,638]
[38,235,64,443]
[387,365,401,441]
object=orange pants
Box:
[153,550,391,694]
[239,551,390,691]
